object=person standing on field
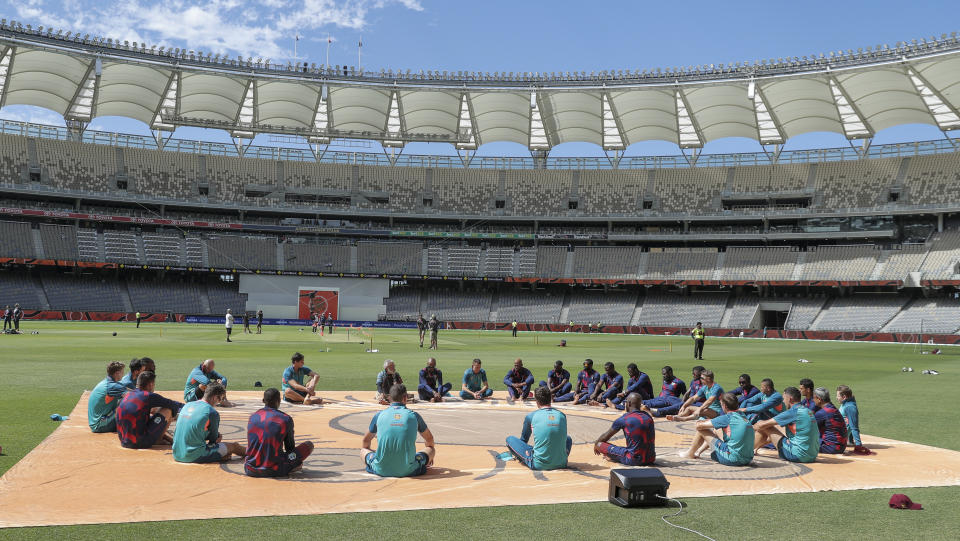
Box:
[691,322,705,360]
[225,309,234,342]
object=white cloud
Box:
[0,105,67,126]
[2,0,424,58]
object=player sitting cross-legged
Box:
[678,392,755,466]
[173,383,245,463]
[282,352,324,405]
[116,371,183,449]
[505,386,572,470]
[593,393,656,466]
[418,357,452,402]
[245,388,315,477]
[361,384,436,477]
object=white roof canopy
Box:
[3,28,960,152]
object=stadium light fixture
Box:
[747,80,756,100]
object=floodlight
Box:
[747,80,756,100]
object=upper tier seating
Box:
[39,223,79,260]
[800,245,878,280]
[644,249,718,280]
[0,221,36,258]
[283,242,351,273]
[207,235,276,269]
[357,241,423,275]
[570,247,641,279]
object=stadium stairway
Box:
[558,290,572,324]
[869,253,889,280]
[713,252,726,281]
[135,235,146,263]
[879,298,916,332]
[32,275,51,310]
[791,252,806,280]
[808,298,834,329]
[629,294,645,326]
[719,295,737,328]
[119,282,135,313]
[30,228,45,259]
[199,289,213,314]
[488,289,500,322]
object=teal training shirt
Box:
[696,383,725,415]
[775,405,819,463]
[282,365,313,391]
[521,407,569,470]
[368,404,428,477]
[710,412,755,465]
[462,368,488,391]
[172,401,220,463]
[88,376,127,430]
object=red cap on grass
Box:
[889,494,922,510]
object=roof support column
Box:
[456,148,474,168]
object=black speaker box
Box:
[608,468,669,507]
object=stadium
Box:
[1,4,959,539]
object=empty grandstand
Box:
[1,22,960,339]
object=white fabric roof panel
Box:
[95,62,170,126]
[256,80,318,130]
[913,57,960,116]
[4,47,88,115]
[682,85,757,142]
[470,91,530,146]
[179,72,246,123]
[759,78,841,138]
[834,69,933,132]
[541,92,602,146]
[5,32,960,148]
[398,89,459,136]
[609,89,678,145]
[328,86,390,133]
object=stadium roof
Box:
[2,20,960,157]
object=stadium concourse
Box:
[1,390,960,528]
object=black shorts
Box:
[226,327,233,335]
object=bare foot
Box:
[677,449,695,459]
[605,399,615,408]
[218,399,236,408]
[665,415,675,421]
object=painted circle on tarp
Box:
[330,408,625,447]
[219,447,377,483]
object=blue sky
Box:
[2,0,960,157]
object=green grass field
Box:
[2,321,958,539]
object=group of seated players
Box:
[86,353,867,479]
[369,357,868,471]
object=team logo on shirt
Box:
[394,414,401,420]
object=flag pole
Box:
[326,35,331,68]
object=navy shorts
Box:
[193,443,228,464]
[143,413,169,448]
